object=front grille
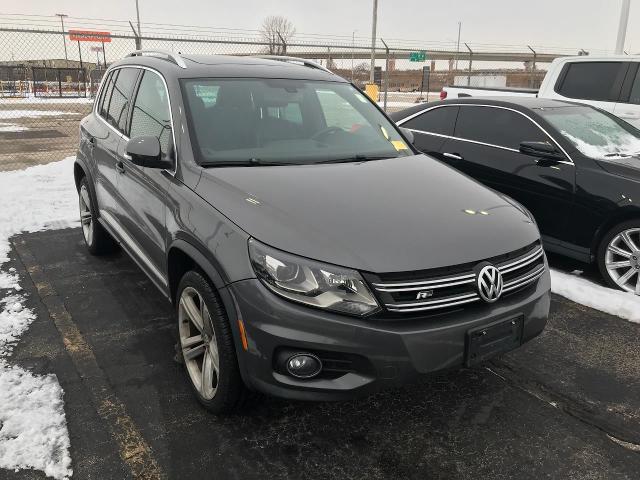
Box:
[368,242,545,315]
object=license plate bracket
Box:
[465,315,524,367]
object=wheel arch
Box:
[73,157,100,217]
[167,239,253,387]
[591,207,640,260]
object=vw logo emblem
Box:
[476,264,504,303]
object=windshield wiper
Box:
[201,158,290,167]
[316,154,395,164]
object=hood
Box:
[195,155,540,273]
[595,156,640,182]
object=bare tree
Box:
[260,16,295,55]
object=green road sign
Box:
[409,51,427,62]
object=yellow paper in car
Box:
[391,140,408,151]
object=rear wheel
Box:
[177,270,246,413]
[597,220,640,294]
[78,176,117,255]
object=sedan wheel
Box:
[178,286,220,400]
[604,227,640,294]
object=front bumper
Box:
[228,269,550,401]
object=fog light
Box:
[286,353,322,379]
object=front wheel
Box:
[177,270,246,414]
[597,220,640,294]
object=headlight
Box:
[248,239,380,317]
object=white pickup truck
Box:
[440,55,640,128]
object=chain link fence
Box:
[0,26,567,170]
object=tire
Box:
[78,176,118,255]
[176,270,246,414]
[597,220,640,294]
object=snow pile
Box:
[0,110,76,120]
[0,123,29,133]
[550,269,640,324]
[0,157,78,479]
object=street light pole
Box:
[369,0,378,84]
[55,13,68,64]
[135,0,143,49]
[615,0,631,54]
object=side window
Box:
[454,106,547,150]
[629,69,640,105]
[317,89,367,130]
[129,70,172,160]
[556,62,627,102]
[106,68,139,133]
[96,71,112,115]
[402,106,459,136]
[99,71,116,119]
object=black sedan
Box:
[391,97,640,295]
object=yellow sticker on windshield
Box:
[380,126,390,140]
[392,140,408,151]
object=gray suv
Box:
[75,51,550,413]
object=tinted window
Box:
[106,68,139,133]
[402,106,459,136]
[629,69,640,105]
[129,71,172,160]
[454,106,547,149]
[556,62,626,102]
[95,71,111,115]
[99,71,115,119]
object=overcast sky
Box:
[4,0,639,53]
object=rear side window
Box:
[96,71,112,114]
[454,106,547,150]
[129,70,172,159]
[556,62,627,102]
[105,68,140,133]
[401,106,459,136]
[99,71,116,119]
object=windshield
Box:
[538,105,640,159]
[181,78,413,166]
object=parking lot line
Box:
[12,237,165,480]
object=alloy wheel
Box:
[178,286,220,400]
[605,228,640,294]
[79,184,94,246]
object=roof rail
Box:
[128,50,187,69]
[255,55,333,74]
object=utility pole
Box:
[135,0,143,49]
[352,30,357,81]
[369,0,378,84]
[455,21,461,71]
[615,0,631,54]
[55,13,68,64]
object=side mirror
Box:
[519,141,565,161]
[400,127,415,145]
[125,136,172,169]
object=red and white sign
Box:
[68,30,112,43]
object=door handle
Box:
[443,152,463,161]
[115,160,125,174]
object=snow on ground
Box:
[0,122,29,132]
[550,269,640,324]
[0,110,76,120]
[0,157,78,479]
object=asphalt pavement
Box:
[3,228,640,480]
